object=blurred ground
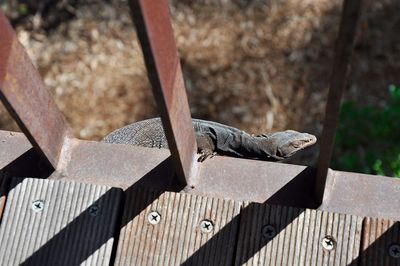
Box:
[0,0,399,166]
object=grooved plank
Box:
[361,217,400,266]
[0,178,122,266]
[0,175,8,220]
[234,203,363,265]
[114,189,241,265]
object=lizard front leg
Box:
[195,132,217,162]
[198,149,217,162]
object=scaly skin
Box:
[103,117,317,161]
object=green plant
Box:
[332,85,400,178]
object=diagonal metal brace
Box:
[0,11,72,169]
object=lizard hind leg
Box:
[197,148,217,162]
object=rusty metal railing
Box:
[315,0,363,204]
[0,0,399,221]
[0,12,72,169]
[128,0,198,186]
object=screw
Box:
[31,200,44,212]
[262,224,276,239]
[321,236,336,251]
[200,219,214,233]
[148,211,161,225]
[389,244,400,258]
[88,205,99,216]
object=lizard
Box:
[103,117,317,162]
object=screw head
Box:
[321,236,336,251]
[148,211,161,225]
[88,205,100,217]
[200,219,214,233]
[31,200,44,212]
[262,224,276,239]
[389,244,400,258]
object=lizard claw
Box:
[198,150,217,162]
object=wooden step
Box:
[0,178,122,266]
[114,189,241,265]
[235,202,363,265]
[361,217,400,266]
[0,178,399,265]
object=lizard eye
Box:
[291,141,301,148]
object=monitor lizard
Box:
[103,117,317,162]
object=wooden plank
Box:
[114,189,241,265]
[0,178,122,265]
[234,203,363,265]
[361,217,400,266]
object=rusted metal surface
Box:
[0,131,177,190]
[0,131,32,169]
[315,0,363,204]
[57,137,317,208]
[1,130,400,221]
[195,156,316,207]
[0,131,315,206]
[235,203,362,265]
[0,178,122,265]
[0,11,72,169]
[59,138,179,191]
[128,0,197,186]
[361,217,400,265]
[59,135,315,207]
[319,170,400,221]
[114,188,241,265]
[0,132,53,183]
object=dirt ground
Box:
[1,0,399,166]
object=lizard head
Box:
[258,130,317,160]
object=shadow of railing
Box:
[19,188,123,266]
[0,147,53,181]
[1,149,312,265]
[182,166,316,265]
[351,219,400,266]
[1,150,397,265]
[16,156,183,265]
[0,148,53,223]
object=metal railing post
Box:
[315,0,363,204]
[128,0,198,186]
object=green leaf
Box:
[18,4,28,16]
[332,84,400,178]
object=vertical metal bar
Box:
[0,11,72,169]
[128,0,197,186]
[315,0,363,204]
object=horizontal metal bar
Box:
[128,0,197,186]
[1,130,399,220]
[315,0,362,203]
[0,11,72,169]
[320,169,400,221]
